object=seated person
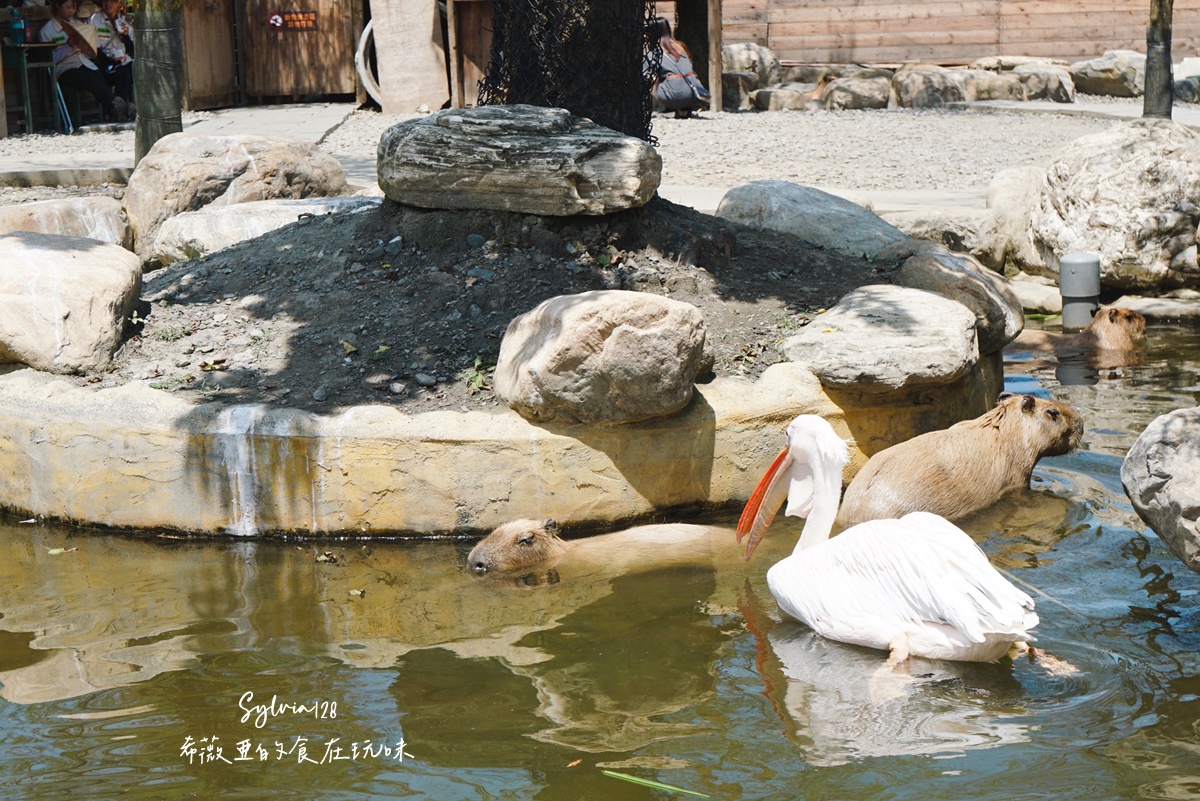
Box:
[39,0,128,123]
[88,0,135,119]
[646,17,711,119]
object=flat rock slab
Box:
[377,105,662,216]
[1112,292,1200,319]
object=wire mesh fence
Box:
[477,0,659,141]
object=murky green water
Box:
[2,322,1200,800]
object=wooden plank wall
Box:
[722,0,1200,65]
[182,0,238,110]
[242,0,357,98]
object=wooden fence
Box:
[720,0,1200,65]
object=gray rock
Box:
[1070,50,1145,97]
[715,180,909,260]
[1013,64,1076,103]
[1032,119,1200,291]
[494,290,713,424]
[1122,407,1200,573]
[721,71,759,111]
[892,67,967,108]
[721,42,782,89]
[0,231,142,374]
[823,76,891,110]
[750,87,821,111]
[878,239,1024,355]
[122,132,349,261]
[985,166,1047,277]
[377,105,661,216]
[781,285,979,391]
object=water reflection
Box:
[2,322,1200,799]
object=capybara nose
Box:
[471,561,489,574]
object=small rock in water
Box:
[312,385,330,402]
[415,373,437,387]
[467,233,486,248]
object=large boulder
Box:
[781,285,979,391]
[715,180,909,260]
[494,290,713,424]
[0,196,125,244]
[823,76,891,110]
[0,232,142,374]
[882,206,1005,273]
[123,133,348,262]
[1070,50,1145,97]
[721,43,782,89]
[1032,119,1200,291]
[952,69,1028,101]
[1013,64,1076,103]
[876,239,1024,354]
[892,67,967,108]
[750,86,821,111]
[722,71,759,110]
[985,165,1048,276]
[149,196,382,266]
[377,105,661,216]
[1122,408,1200,573]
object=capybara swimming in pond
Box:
[837,394,1083,525]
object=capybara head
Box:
[985,393,1083,458]
[467,518,566,574]
[1082,307,1147,350]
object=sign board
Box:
[266,11,318,31]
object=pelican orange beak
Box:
[736,448,792,560]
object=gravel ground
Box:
[0,97,1144,203]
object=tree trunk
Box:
[1144,0,1174,119]
[132,4,184,165]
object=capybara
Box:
[1013,307,1146,354]
[837,394,1083,525]
[467,518,727,576]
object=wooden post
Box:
[708,0,722,112]
[447,0,463,109]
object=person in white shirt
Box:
[39,0,127,122]
[87,0,135,119]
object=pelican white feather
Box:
[738,415,1038,663]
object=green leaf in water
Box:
[601,770,710,798]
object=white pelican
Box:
[737,415,1038,664]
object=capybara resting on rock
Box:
[467,518,727,576]
[837,394,1083,525]
[1012,307,1146,355]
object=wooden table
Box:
[2,41,64,134]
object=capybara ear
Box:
[1106,308,1119,321]
[998,391,1015,401]
[543,518,559,534]
[1021,394,1037,413]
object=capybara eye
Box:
[518,534,534,546]
[1048,409,1060,420]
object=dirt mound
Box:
[80,197,892,414]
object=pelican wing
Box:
[767,515,1037,652]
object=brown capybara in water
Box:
[1013,307,1146,355]
[837,394,1083,525]
[467,518,727,576]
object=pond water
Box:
[2,322,1199,800]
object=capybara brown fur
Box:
[1013,307,1146,354]
[837,394,1083,525]
[467,518,727,576]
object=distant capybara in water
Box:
[1013,307,1147,354]
[467,518,728,577]
[837,394,1083,525]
